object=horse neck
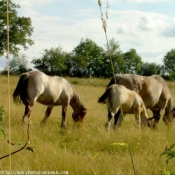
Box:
[70,93,83,112]
[165,97,174,113]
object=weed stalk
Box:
[97,1,136,174]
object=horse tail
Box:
[12,73,30,105]
[98,86,114,104]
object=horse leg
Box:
[151,109,161,127]
[140,111,149,127]
[61,105,67,128]
[114,110,124,129]
[106,107,120,130]
[114,110,121,127]
[22,104,31,124]
[133,108,141,129]
[22,98,36,125]
[106,110,115,130]
[41,106,53,124]
[154,114,161,126]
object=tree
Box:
[32,46,68,75]
[0,0,34,56]
[162,49,175,80]
[123,49,142,74]
[0,53,29,75]
[162,49,175,73]
[72,38,104,77]
[105,38,124,75]
[139,62,160,76]
[9,53,29,74]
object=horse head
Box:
[163,107,175,124]
[147,108,161,128]
[72,106,87,122]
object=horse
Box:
[106,74,175,127]
[98,84,149,129]
[12,70,87,127]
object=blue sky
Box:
[1,0,175,69]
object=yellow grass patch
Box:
[0,75,175,174]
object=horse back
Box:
[151,75,171,98]
[123,75,162,104]
[104,84,144,113]
[108,74,170,109]
[26,71,74,105]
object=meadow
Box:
[0,75,175,175]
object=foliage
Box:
[32,46,68,76]
[163,49,175,73]
[139,62,161,76]
[0,53,30,75]
[161,144,175,175]
[29,37,175,78]
[9,53,29,75]
[104,38,124,76]
[122,48,142,74]
[92,142,128,159]
[16,35,173,78]
[72,38,104,77]
[162,48,175,80]
[0,105,6,140]
[0,0,34,56]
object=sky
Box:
[1,0,175,69]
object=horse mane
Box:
[151,74,162,80]
[69,82,86,110]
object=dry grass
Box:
[0,75,175,174]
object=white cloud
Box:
[110,10,168,35]
[13,0,58,7]
[1,0,174,68]
[102,10,174,63]
[132,0,169,2]
[116,0,171,3]
[11,7,175,65]
[162,18,175,38]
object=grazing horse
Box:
[98,84,149,129]
[13,71,87,127]
[106,74,175,127]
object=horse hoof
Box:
[61,125,67,129]
[40,121,46,125]
[21,121,26,125]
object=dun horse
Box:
[13,71,87,127]
[98,84,149,129]
[107,74,175,127]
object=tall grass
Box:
[97,0,138,174]
[0,75,175,174]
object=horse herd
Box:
[13,70,175,129]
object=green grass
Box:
[0,75,175,174]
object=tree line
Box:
[1,0,175,79]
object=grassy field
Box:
[0,75,175,175]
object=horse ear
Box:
[81,106,87,112]
[170,107,175,115]
[172,107,175,113]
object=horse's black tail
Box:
[12,73,30,105]
[106,74,122,89]
[98,87,113,104]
